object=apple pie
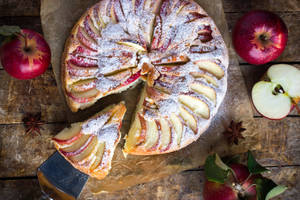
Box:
[52,102,126,179]
[62,0,228,155]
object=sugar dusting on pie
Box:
[52,102,126,179]
[62,0,228,156]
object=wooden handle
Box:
[37,170,75,200]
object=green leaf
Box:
[204,153,231,184]
[266,185,288,200]
[255,178,277,200]
[247,151,268,174]
[0,25,21,36]
[222,155,240,165]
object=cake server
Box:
[37,151,89,200]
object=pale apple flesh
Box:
[52,123,82,146]
[252,81,291,119]
[52,102,126,179]
[252,64,300,119]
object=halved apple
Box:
[117,40,147,52]
[194,60,224,79]
[179,95,210,119]
[52,122,82,146]
[143,118,159,150]
[152,54,190,65]
[179,106,197,133]
[68,88,100,104]
[190,72,218,87]
[60,134,93,157]
[252,64,300,119]
[71,79,97,93]
[90,142,106,171]
[190,83,216,104]
[170,113,183,146]
[70,135,98,163]
[158,118,171,151]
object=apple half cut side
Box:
[252,81,292,120]
[252,64,300,119]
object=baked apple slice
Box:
[170,113,183,146]
[194,60,224,79]
[70,79,97,93]
[190,72,218,87]
[152,54,190,65]
[70,136,99,163]
[179,106,198,133]
[117,39,147,52]
[52,102,126,180]
[76,26,98,52]
[59,134,93,157]
[67,62,98,78]
[67,88,100,104]
[179,95,210,119]
[143,118,160,150]
[190,83,216,104]
[52,123,82,146]
[157,118,172,151]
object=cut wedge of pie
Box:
[52,102,126,179]
[62,0,228,155]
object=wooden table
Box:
[0,0,299,199]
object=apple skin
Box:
[233,10,288,65]
[203,164,257,200]
[0,29,51,79]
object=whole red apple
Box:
[233,10,288,65]
[203,164,257,200]
[0,29,51,79]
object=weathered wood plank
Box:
[239,64,300,117]
[0,70,67,124]
[226,12,300,63]
[0,0,40,17]
[230,118,300,166]
[1,166,299,200]
[0,123,65,177]
[1,117,299,178]
[223,0,300,12]
[0,16,42,33]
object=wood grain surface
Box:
[0,0,299,199]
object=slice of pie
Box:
[62,0,228,154]
[52,102,126,179]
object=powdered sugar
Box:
[81,113,110,135]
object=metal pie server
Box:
[37,151,89,200]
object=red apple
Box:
[233,10,288,65]
[0,29,51,79]
[203,164,257,200]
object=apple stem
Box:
[15,32,29,51]
[241,173,253,186]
